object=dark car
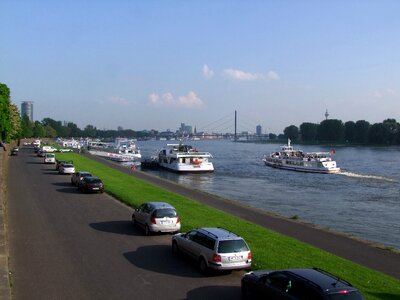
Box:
[79,176,104,193]
[71,171,92,186]
[11,147,19,156]
[241,268,365,300]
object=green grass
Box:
[57,152,400,300]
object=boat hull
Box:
[158,162,214,173]
[263,160,340,174]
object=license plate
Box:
[160,220,172,225]
[92,187,99,190]
[228,255,242,261]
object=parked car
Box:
[41,145,57,152]
[172,227,251,273]
[58,163,75,174]
[79,176,104,193]
[37,149,45,157]
[132,202,181,235]
[11,147,19,156]
[44,153,56,164]
[56,160,73,171]
[71,171,92,186]
[241,268,365,300]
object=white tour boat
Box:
[87,138,141,162]
[263,139,340,174]
[158,143,214,172]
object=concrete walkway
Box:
[86,153,400,280]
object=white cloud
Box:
[373,88,397,98]
[202,64,214,79]
[148,91,204,109]
[222,68,280,81]
[223,68,261,81]
[267,71,280,81]
[109,96,129,105]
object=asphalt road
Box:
[7,147,244,300]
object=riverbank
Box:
[0,145,11,300]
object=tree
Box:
[9,103,22,140]
[0,83,11,142]
[317,119,345,142]
[268,133,277,140]
[354,120,370,143]
[283,125,299,141]
[83,124,97,138]
[344,121,356,143]
[44,125,57,138]
[33,121,45,137]
[368,123,388,144]
[299,122,318,142]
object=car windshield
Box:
[154,208,177,218]
[64,164,73,168]
[328,291,364,300]
[217,239,248,253]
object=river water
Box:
[134,139,400,250]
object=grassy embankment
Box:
[57,152,400,300]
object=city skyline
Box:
[1,1,399,134]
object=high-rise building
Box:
[256,125,262,135]
[21,101,33,121]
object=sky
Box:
[1,0,400,134]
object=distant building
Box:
[256,125,262,135]
[179,123,193,135]
[21,101,33,121]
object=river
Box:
[133,139,400,251]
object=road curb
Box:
[0,147,11,300]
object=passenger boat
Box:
[157,143,214,172]
[87,138,141,162]
[263,139,340,174]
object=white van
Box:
[44,153,56,164]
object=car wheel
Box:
[198,258,208,274]
[132,215,136,226]
[172,241,179,255]
[144,224,150,236]
[241,283,250,300]
[71,179,74,185]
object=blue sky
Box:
[1,1,400,134]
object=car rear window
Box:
[87,178,102,183]
[217,239,249,253]
[154,208,177,218]
[64,164,74,167]
[328,291,364,300]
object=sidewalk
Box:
[0,147,11,300]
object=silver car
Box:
[132,202,181,235]
[172,227,252,273]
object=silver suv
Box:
[132,202,181,235]
[172,227,252,273]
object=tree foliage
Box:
[283,125,299,141]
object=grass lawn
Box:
[57,152,400,300]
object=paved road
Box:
[7,147,243,300]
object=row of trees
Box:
[283,119,400,145]
[2,82,400,145]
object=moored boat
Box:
[263,139,340,174]
[158,143,214,172]
[87,138,141,162]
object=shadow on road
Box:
[26,161,45,164]
[53,182,74,187]
[56,187,80,194]
[123,245,205,278]
[89,220,143,236]
[186,285,241,300]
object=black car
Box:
[79,176,104,193]
[11,147,19,156]
[241,268,365,300]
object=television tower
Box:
[325,109,329,120]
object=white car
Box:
[132,202,181,235]
[59,163,75,174]
[44,153,56,164]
